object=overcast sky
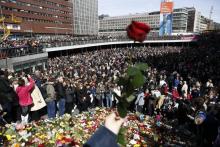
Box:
[99,0,220,23]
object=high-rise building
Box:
[0,0,73,35]
[72,0,98,35]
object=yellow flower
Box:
[134,144,141,147]
[39,135,46,139]
[12,143,20,147]
[6,135,12,141]
[49,140,55,144]
[56,133,63,140]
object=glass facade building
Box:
[72,0,98,35]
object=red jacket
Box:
[16,77,34,106]
[172,88,179,101]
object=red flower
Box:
[63,137,73,143]
[127,21,151,42]
[38,144,45,147]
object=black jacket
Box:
[66,86,75,103]
[0,77,18,105]
[77,88,87,103]
[55,82,66,100]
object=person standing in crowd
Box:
[55,76,66,116]
[181,81,188,99]
[172,87,180,101]
[8,76,21,122]
[112,84,121,107]
[43,77,56,119]
[90,83,96,108]
[100,82,106,107]
[206,79,214,93]
[135,90,145,113]
[95,83,102,107]
[77,83,89,112]
[34,70,48,118]
[85,84,93,109]
[30,80,46,121]
[206,79,214,88]
[191,85,201,99]
[65,80,75,114]
[0,70,19,123]
[16,75,34,124]
[105,84,113,108]
[34,71,45,96]
[174,75,180,88]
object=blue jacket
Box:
[84,126,119,147]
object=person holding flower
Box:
[84,113,125,147]
[16,74,35,124]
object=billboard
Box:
[159,0,174,36]
[160,2,174,14]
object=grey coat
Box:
[45,83,56,102]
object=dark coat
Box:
[76,88,90,112]
[66,86,75,103]
[55,82,66,100]
[77,88,87,104]
[0,77,18,105]
[84,126,118,147]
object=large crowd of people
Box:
[0,33,220,146]
[0,34,193,59]
[0,39,43,58]
[0,34,184,53]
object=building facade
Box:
[99,13,160,37]
[99,7,218,36]
[172,8,188,33]
[72,0,98,36]
[213,22,220,30]
[99,8,189,36]
[0,0,73,35]
[186,7,210,33]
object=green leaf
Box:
[117,128,127,146]
[135,63,148,71]
[127,67,139,76]
[124,81,135,96]
[126,95,136,102]
[117,102,127,118]
[131,72,145,88]
[5,128,14,135]
[117,77,128,86]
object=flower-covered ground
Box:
[0,108,194,147]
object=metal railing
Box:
[42,36,182,48]
[0,45,44,59]
[0,35,184,58]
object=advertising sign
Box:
[159,0,173,36]
[160,2,174,14]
